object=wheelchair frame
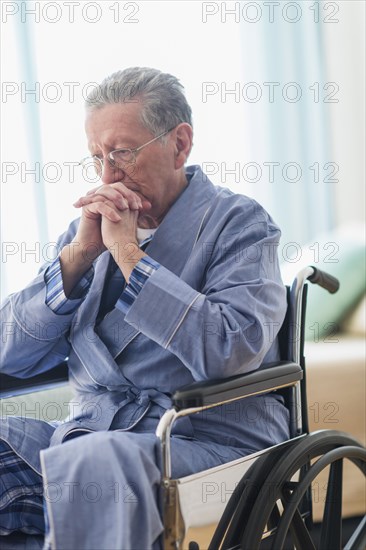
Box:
[155,266,366,550]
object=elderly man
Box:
[1,67,288,549]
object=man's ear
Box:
[173,123,193,169]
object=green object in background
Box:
[281,224,366,342]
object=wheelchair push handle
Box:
[307,266,340,294]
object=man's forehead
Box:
[85,101,149,145]
[86,98,145,122]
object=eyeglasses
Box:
[78,128,174,178]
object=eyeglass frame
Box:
[78,127,175,176]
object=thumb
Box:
[140,199,152,213]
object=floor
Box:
[184,516,365,549]
[0,517,364,549]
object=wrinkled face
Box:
[85,100,190,224]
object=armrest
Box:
[0,363,69,398]
[172,361,302,411]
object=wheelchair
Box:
[1,266,365,549]
[155,266,366,549]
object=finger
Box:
[78,182,143,209]
[74,193,130,211]
[86,185,101,196]
[109,182,143,210]
[75,186,141,211]
[73,193,100,207]
[139,199,152,212]
[83,201,122,222]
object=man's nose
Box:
[101,159,126,184]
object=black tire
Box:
[242,431,366,550]
[209,431,366,550]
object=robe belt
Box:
[49,385,183,446]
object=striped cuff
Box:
[117,255,161,315]
[44,257,94,314]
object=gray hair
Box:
[85,67,193,137]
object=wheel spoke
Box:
[290,509,317,550]
[319,459,343,550]
[344,515,366,550]
[281,486,316,550]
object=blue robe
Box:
[1,166,289,549]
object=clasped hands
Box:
[60,182,150,294]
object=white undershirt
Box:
[137,227,158,245]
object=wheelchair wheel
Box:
[210,430,366,550]
[208,440,294,550]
